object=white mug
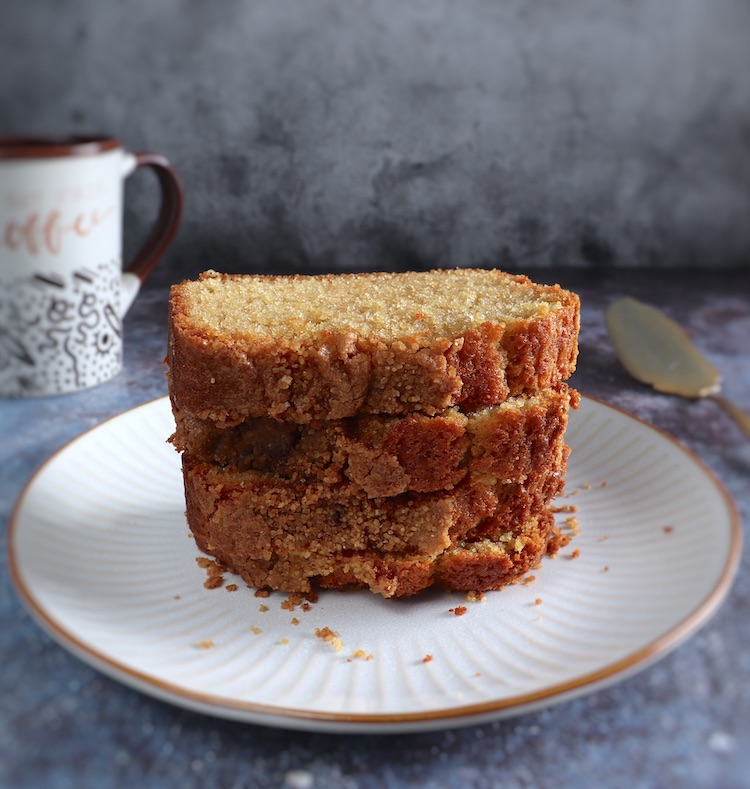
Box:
[0,136,183,396]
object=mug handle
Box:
[120,152,184,315]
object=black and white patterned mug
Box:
[0,136,183,396]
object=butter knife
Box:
[605,296,750,438]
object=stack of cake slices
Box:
[167,268,580,598]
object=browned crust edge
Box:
[167,271,580,424]
[193,509,561,598]
[182,446,568,592]
[171,384,577,497]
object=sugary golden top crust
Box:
[168,267,580,423]
[171,268,576,343]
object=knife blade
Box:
[605,296,750,438]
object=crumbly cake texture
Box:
[168,269,579,424]
[169,268,581,599]
[171,384,578,498]
[182,446,568,563]
[191,508,562,599]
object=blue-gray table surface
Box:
[1,268,748,789]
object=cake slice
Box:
[194,509,563,598]
[182,443,568,563]
[168,269,579,424]
[171,384,578,497]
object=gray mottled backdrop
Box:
[2,0,750,276]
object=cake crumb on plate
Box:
[315,627,343,651]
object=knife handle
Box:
[711,396,750,439]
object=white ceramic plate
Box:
[8,396,741,733]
